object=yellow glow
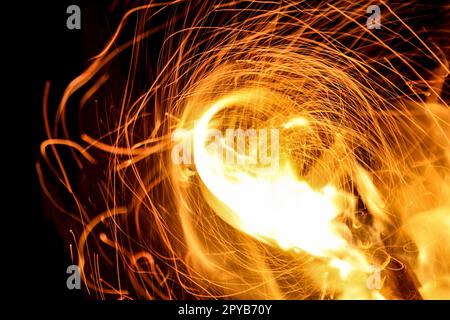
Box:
[191,88,383,299]
[193,90,346,257]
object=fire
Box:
[193,90,346,257]
[38,1,450,300]
[180,80,385,299]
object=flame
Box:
[193,89,346,257]
[38,0,450,300]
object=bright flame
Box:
[188,86,385,299]
[193,89,346,257]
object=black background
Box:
[29,0,110,300]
